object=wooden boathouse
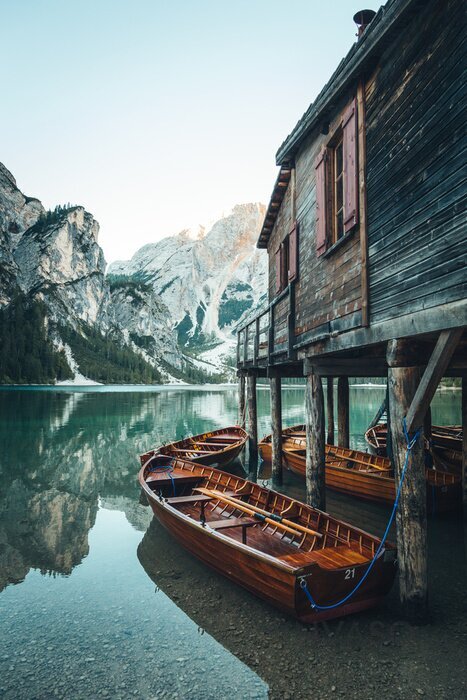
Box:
[237,0,467,622]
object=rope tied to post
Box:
[300,417,422,612]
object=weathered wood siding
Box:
[267,94,364,345]
[365,0,466,325]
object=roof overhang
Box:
[256,167,292,249]
[275,0,419,165]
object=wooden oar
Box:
[197,487,322,539]
[196,488,303,537]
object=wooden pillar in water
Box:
[270,375,283,485]
[238,373,246,429]
[387,339,427,623]
[463,377,467,515]
[305,365,326,510]
[247,374,258,463]
[326,377,335,445]
[337,377,349,448]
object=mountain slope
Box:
[108,203,267,352]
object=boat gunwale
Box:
[138,457,393,576]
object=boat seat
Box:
[166,494,213,505]
[278,545,369,571]
[208,516,258,544]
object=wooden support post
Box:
[326,377,335,445]
[270,375,283,485]
[305,368,326,510]
[387,339,427,623]
[405,328,462,433]
[463,377,467,515]
[386,383,394,464]
[337,377,350,448]
[238,373,246,429]
[247,374,258,463]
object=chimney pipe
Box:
[353,9,376,37]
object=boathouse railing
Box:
[237,283,296,370]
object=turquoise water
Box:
[0,385,463,699]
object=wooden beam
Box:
[270,376,283,486]
[387,339,427,623]
[463,377,467,515]
[405,329,463,433]
[247,374,258,463]
[305,370,326,510]
[337,377,350,448]
[326,376,335,445]
[238,374,246,429]
[357,79,369,327]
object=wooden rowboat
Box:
[260,425,461,513]
[365,423,462,473]
[258,424,306,463]
[140,426,247,468]
[138,454,397,623]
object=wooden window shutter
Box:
[288,221,298,282]
[275,247,282,294]
[342,98,358,233]
[315,149,327,256]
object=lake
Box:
[0,385,465,700]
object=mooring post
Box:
[337,376,349,448]
[270,374,283,485]
[238,373,246,429]
[247,373,258,463]
[326,376,334,445]
[304,362,326,510]
[462,377,467,515]
[387,339,428,623]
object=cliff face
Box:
[0,162,267,383]
[0,163,184,382]
[0,163,44,306]
[108,203,268,347]
[14,207,109,328]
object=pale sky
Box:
[1,0,382,264]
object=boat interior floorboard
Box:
[174,502,302,557]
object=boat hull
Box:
[139,460,396,623]
[141,426,247,468]
[283,449,461,513]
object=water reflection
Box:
[0,385,465,700]
[0,385,462,592]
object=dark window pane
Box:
[336,211,343,240]
[336,176,343,211]
[336,142,343,176]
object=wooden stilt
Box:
[247,374,258,463]
[326,377,334,445]
[337,377,349,448]
[387,339,427,623]
[270,375,283,485]
[386,383,394,464]
[238,373,246,429]
[462,377,467,515]
[305,370,326,510]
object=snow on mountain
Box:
[108,203,268,351]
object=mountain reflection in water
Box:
[0,385,465,700]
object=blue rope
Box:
[148,457,176,496]
[300,418,422,611]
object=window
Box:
[274,221,299,294]
[315,98,359,256]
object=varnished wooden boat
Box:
[138,454,397,623]
[258,424,306,463]
[140,426,247,468]
[281,441,461,514]
[365,423,462,473]
[260,425,461,513]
